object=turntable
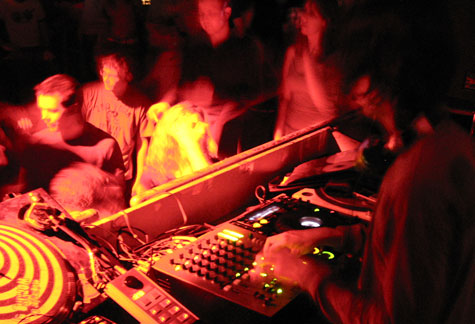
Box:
[0,189,109,323]
[292,187,374,222]
[0,222,77,324]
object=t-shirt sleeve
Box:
[138,105,154,138]
[102,138,126,180]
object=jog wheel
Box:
[0,222,76,323]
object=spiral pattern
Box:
[0,223,76,323]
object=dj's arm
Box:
[262,223,367,257]
[314,277,389,324]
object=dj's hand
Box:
[263,229,324,257]
[262,227,347,258]
[17,117,33,133]
[251,248,333,290]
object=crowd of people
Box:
[0,0,290,210]
[0,0,315,210]
[0,0,474,323]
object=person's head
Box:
[34,74,80,132]
[335,1,455,130]
[50,162,125,220]
[96,51,134,95]
[197,0,232,39]
[298,0,338,37]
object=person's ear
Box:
[126,71,133,83]
[353,76,371,97]
[224,6,232,20]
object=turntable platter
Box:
[292,188,373,222]
[0,223,76,324]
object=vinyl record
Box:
[321,162,355,173]
[0,223,76,324]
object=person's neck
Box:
[209,26,230,48]
[307,31,323,57]
[412,114,434,137]
[111,84,128,100]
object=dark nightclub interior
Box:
[0,0,474,323]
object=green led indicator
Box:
[322,251,335,260]
[276,288,283,294]
[236,273,241,277]
[314,208,320,212]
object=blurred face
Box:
[349,76,389,124]
[198,0,230,37]
[101,63,128,93]
[37,93,66,131]
[299,2,326,36]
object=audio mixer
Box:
[151,194,362,320]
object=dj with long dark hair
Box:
[255,2,475,323]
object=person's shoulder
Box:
[81,81,103,92]
[225,33,257,49]
[125,85,152,108]
[85,122,121,148]
[417,120,471,150]
[84,122,112,140]
[80,81,105,104]
[30,128,58,145]
[284,44,297,59]
[31,127,49,138]
[397,120,474,181]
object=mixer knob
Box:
[192,255,201,264]
[206,271,217,281]
[226,260,235,270]
[242,250,252,259]
[234,255,243,264]
[225,269,235,278]
[215,275,227,284]
[208,262,218,271]
[201,250,211,259]
[198,268,208,277]
[217,257,226,265]
[183,260,192,270]
[217,266,226,274]
[219,240,227,248]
